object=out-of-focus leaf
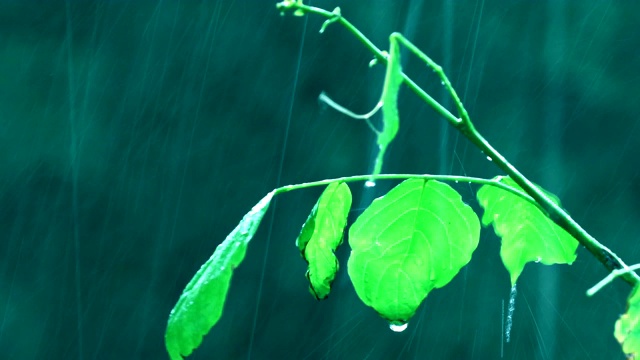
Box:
[476,176,578,285]
[165,191,275,360]
[297,182,352,299]
[616,284,640,359]
[348,179,480,324]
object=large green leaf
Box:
[165,191,274,360]
[296,182,352,299]
[347,179,480,324]
[616,284,640,358]
[476,176,578,285]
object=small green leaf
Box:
[378,34,402,147]
[615,285,640,358]
[297,182,352,299]
[371,34,403,177]
[347,179,480,324]
[476,176,578,285]
[165,191,275,360]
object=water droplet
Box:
[535,256,541,263]
[486,156,492,161]
[389,322,408,332]
[440,81,445,86]
[365,180,376,188]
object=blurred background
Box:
[1,0,639,359]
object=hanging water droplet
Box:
[535,256,541,263]
[389,322,408,332]
[486,156,492,161]
[440,81,445,86]
[365,180,376,188]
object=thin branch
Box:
[587,263,640,296]
[275,174,541,209]
[318,91,381,135]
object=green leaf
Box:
[371,33,403,177]
[378,34,402,147]
[476,176,578,285]
[165,191,275,360]
[297,182,352,299]
[347,179,480,324]
[616,284,640,358]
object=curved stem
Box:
[276,1,639,287]
[275,174,539,208]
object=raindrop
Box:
[440,81,445,86]
[365,180,376,188]
[535,256,541,263]
[486,156,493,161]
[389,322,408,332]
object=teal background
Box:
[1,1,639,359]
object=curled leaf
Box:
[297,182,352,299]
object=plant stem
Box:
[275,174,537,207]
[276,1,640,287]
[587,264,640,297]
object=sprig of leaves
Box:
[164,2,640,359]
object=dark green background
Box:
[1,1,639,359]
